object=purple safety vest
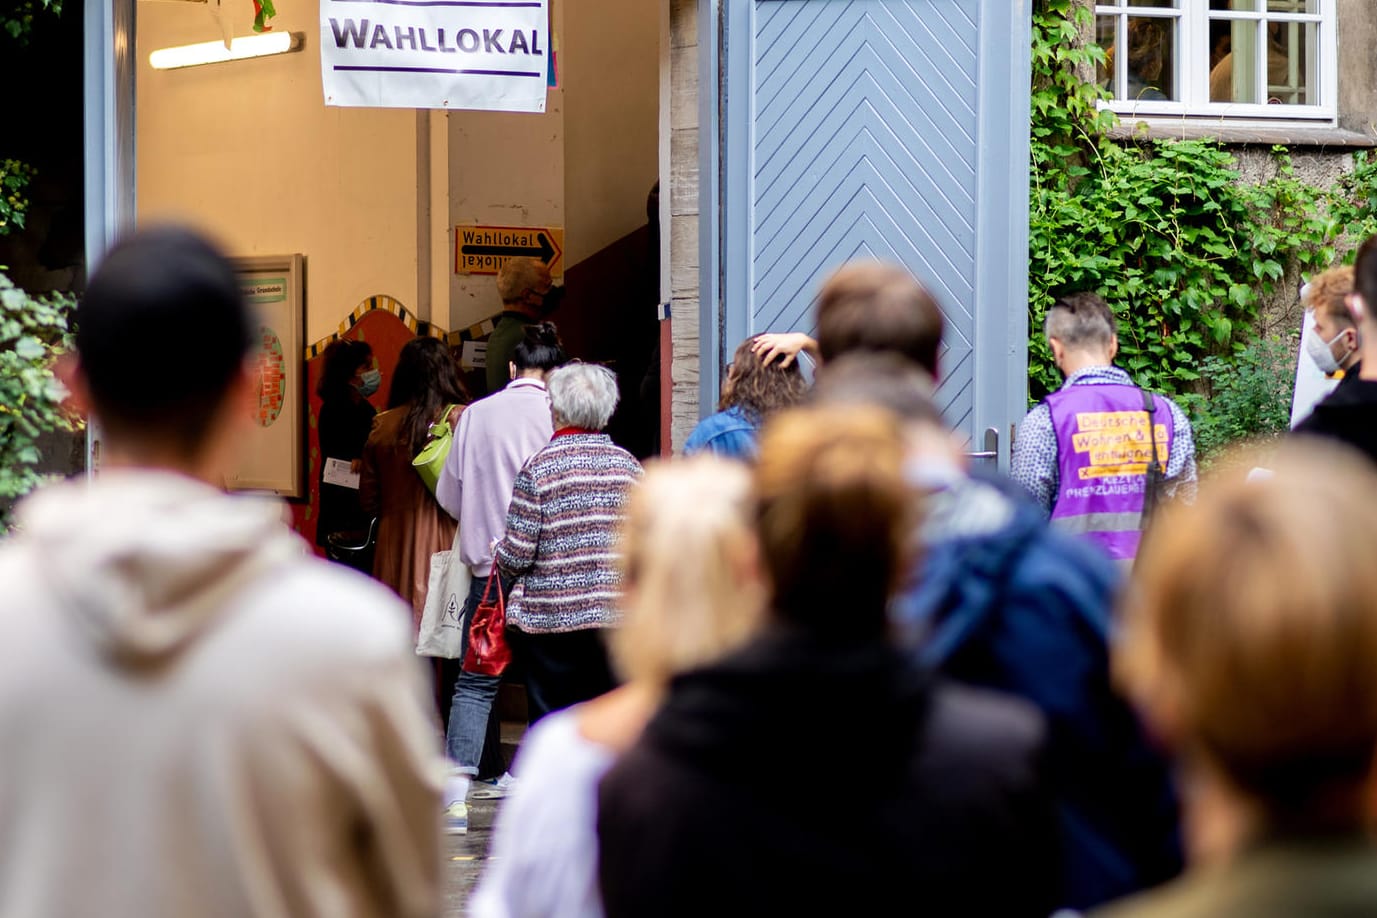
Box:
[1044,383,1174,561]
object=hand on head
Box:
[750,332,817,368]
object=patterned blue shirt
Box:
[1010,365,1198,514]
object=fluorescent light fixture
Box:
[150,31,304,70]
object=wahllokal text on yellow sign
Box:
[455,225,564,277]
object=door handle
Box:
[966,427,999,465]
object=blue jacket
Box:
[683,406,759,460]
[895,471,1183,911]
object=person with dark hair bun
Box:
[485,258,565,396]
[435,320,567,833]
[315,338,377,551]
[683,335,807,460]
[0,225,441,917]
[360,336,470,631]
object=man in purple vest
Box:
[1012,292,1196,563]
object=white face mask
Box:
[1303,323,1348,375]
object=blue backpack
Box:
[896,475,1183,911]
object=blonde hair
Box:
[1120,442,1377,815]
[496,256,550,303]
[612,456,767,685]
[1303,265,1356,327]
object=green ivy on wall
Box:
[1,0,60,42]
[1029,0,1377,454]
[0,159,35,235]
[0,0,60,238]
[0,271,80,529]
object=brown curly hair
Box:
[719,336,808,420]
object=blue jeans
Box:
[445,571,506,775]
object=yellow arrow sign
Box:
[455,225,564,277]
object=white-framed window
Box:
[1093,0,1337,123]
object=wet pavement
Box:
[441,694,525,915]
[442,794,500,916]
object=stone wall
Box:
[1229,147,1361,342]
[668,0,701,453]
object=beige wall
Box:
[136,0,424,345]
[138,0,660,342]
[446,97,565,330]
[446,0,659,331]
[564,0,660,267]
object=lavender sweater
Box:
[436,378,554,577]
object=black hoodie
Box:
[596,628,1059,918]
[1293,365,1377,466]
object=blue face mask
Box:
[355,368,382,397]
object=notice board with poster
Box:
[228,255,306,498]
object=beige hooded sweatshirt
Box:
[0,471,443,918]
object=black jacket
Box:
[596,628,1060,918]
[315,394,376,546]
[1293,365,1377,466]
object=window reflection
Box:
[1096,15,1117,95]
[1095,0,1324,110]
[1126,17,1175,101]
[1207,0,1316,9]
[1208,17,1315,104]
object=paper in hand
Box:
[323,457,361,490]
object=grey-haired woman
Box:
[494,362,643,723]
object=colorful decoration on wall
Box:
[251,324,286,427]
[305,294,496,360]
[252,0,276,33]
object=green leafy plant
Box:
[1178,336,1297,464]
[1029,0,1377,458]
[1030,0,1116,155]
[2,0,61,42]
[0,159,35,235]
[1,0,61,236]
[1029,139,1291,399]
[0,270,81,527]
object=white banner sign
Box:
[320,0,549,112]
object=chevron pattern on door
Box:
[750,0,981,428]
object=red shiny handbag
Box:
[462,568,512,676]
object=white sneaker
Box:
[444,800,468,835]
[469,772,517,800]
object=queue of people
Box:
[5,223,1377,918]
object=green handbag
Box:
[412,404,460,496]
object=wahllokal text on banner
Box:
[320,0,549,112]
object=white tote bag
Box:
[416,546,471,658]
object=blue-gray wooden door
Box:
[712,0,1030,464]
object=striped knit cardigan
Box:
[494,432,643,633]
